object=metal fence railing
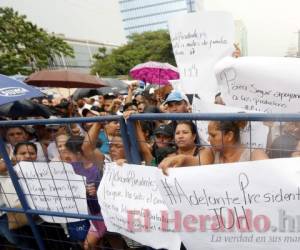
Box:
[0,113,299,249]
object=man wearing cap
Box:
[79,104,103,131]
[151,124,175,165]
[153,124,173,149]
[134,122,175,166]
[163,90,190,113]
[163,91,205,148]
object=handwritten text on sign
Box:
[16,161,88,223]
[157,157,300,250]
[98,163,181,250]
[168,11,234,99]
[215,57,300,113]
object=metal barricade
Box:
[126,112,300,163]
[0,116,130,250]
[0,113,299,249]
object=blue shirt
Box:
[98,131,110,154]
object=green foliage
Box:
[0,7,74,75]
[91,30,176,76]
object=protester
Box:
[159,120,269,174]
[48,133,71,162]
[162,90,190,113]
[103,93,116,112]
[0,126,47,173]
[208,120,269,163]
[1,52,300,250]
[0,142,69,249]
[98,118,120,155]
[65,132,105,250]
[79,104,102,131]
[136,123,174,165]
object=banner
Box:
[215,56,300,113]
[15,161,88,223]
[192,97,269,149]
[98,163,181,250]
[157,157,300,250]
[168,11,234,101]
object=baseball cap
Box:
[154,124,173,137]
[46,116,61,130]
[103,92,116,99]
[163,91,190,105]
[79,104,100,117]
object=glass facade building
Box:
[119,0,196,36]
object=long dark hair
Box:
[215,121,247,143]
[65,136,85,155]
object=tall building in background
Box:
[235,20,248,56]
[119,0,196,36]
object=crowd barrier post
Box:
[0,136,46,250]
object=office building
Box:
[119,0,196,36]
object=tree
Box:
[91,30,176,76]
[0,7,74,75]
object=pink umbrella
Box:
[130,61,179,85]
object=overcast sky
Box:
[203,0,300,56]
[0,0,126,45]
[1,0,300,56]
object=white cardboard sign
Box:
[168,11,234,101]
[215,56,300,113]
[15,161,88,223]
[98,163,181,250]
[157,157,300,250]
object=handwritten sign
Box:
[98,163,181,250]
[168,11,234,101]
[192,97,269,149]
[15,161,88,223]
[157,157,300,250]
[215,56,300,113]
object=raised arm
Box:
[81,121,104,166]
[135,121,154,165]
[123,110,154,165]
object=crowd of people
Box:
[0,80,300,249]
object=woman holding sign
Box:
[0,142,69,249]
[158,121,214,173]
